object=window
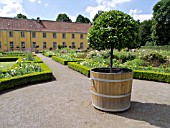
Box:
[72,34,75,39]
[53,42,56,49]
[0,42,1,49]
[80,42,84,49]
[72,42,75,49]
[62,42,66,47]
[43,32,46,38]
[53,33,56,38]
[32,32,36,38]
[21,42,25,48]
[32,42,36,48]
[21,32,25,38]
[80,34,83,39]
[43,42,47,49]
[9,31,13,37]
[62,33,66,39]
[10,41,14,48]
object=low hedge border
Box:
[52,56,80,65]
[0,57,18,62]
[68,62,90,77]
[0,63,53,91]
[43,53,54,58]
[67,62,170,83]
[133,70,170,83]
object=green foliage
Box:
[52,56,80,65]
[76,14,91,23]
[68,62,90,77]
[14,13,27,19]
[141,45,170,51]
[133,70,170,83]
[88,10,140,50]
[139,20,153,46]
[0,62,16,70]
[24,51,35,61]
[56,13,72,22]
[152,0,170,45]
[0,62,52,91]
[93,11,104,22]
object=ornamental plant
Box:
[88,10,140,72]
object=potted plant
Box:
[88,10,140,112]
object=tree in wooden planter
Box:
[88,10,140,112]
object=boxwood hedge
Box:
[67,62,170,83]
[0,61,53,91]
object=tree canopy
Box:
[88,10,140,72]
[56,13,72,22]
[14,13,27,19]
[93,10,104,22]
[152,0,170,45]
[76,14,91,23]
[139,20,153,46]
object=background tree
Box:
[88,10,140,72]
[76,14,91,23]
[93,10,104,22]
[14,13,27,19]
[56,13,72,22]
[152,0,170,45]
[139,19,153,46]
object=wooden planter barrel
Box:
[90,68,133,112]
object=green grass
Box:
[0,62,16,70]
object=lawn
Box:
[0,62,16,70]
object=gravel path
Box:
[0,54,170,128]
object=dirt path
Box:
[0,54,169,128]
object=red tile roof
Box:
[0,17,91,33]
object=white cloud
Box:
[28,0,36,2]
[0,0,26,17]
[129,9,152,22]
[86,0,132,20]
[69,15,77,22]
[44,3,48,7]
[38,0,41,4]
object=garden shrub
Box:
[68,62,90,77]
[0,63,52,91]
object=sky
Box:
[0,0,160,22]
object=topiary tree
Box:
[88,10,140,73]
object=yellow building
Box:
[0,17,91,51]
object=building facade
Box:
[0,17,91,51]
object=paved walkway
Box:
[0,54,170,128]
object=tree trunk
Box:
[110,45,113,73]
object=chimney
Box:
[37,17,40,22]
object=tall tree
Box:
[92,10,104,22]
[152,0,170,45]
[14,13,27,19]
[139,20,153,46]
[76,14,91,23]
[88,10,140,72]
[56,13,72,22]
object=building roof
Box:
[0,17,91,33]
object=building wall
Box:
[0,30,88,51]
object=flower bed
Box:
[0,52,53,91]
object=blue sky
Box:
[0,0,160,22]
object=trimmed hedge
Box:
[68,62,90,77]
[52,56,80,65]
[0,57,18,62]
[43,53,54,58]
[0,63,53,91]
[133,70,170,83]
[67,62,170,83]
